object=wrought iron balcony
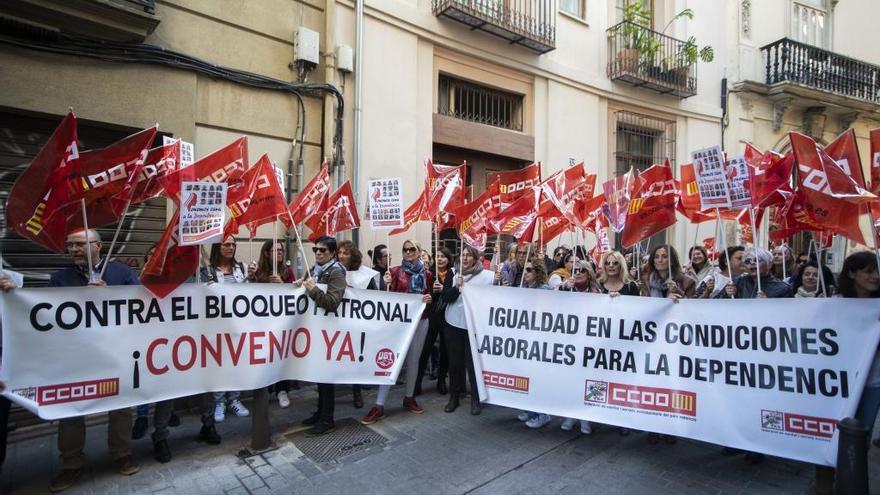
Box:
[432,0,556,54]
[762,38,880,105]
[606,21,697,98]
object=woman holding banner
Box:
[415,247,454,397]
[203,236,251,422]
[442,244,493,415]
[516,255,556,429]
[338,240,378,409]
[598,251,640,296]
[361,240,433,424]
[252,241,298,409]
[639,245,695,300]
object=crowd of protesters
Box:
[0,228,878,494]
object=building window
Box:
[615,0,653,28]
[791,0,830,48]
[560,0,585,19]
[438,74,524,132]
[613,110,676,175]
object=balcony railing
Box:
[606,21,697,98]
[762,38,880,104]
[432,0,556,54]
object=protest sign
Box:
[1,284,425,419]
[462,285,880,466]
[179,181,227,245]
[725,155,753,209]
[692,146,732,209]
[368,178,404,229]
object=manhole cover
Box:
[285,417,387,463]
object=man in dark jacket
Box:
[46,229,140,492]
[299,236,347,436]
[718,247,793,299]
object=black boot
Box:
[197,424,221,445]
[153,439,172,463]
[437,377,448,395]
[444,394,459,413]
[131,416,148,440]
[470,396,482,415]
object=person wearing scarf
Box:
[685,246,713,285]
[441,245,494,415]
[548,253,574,289]
[415,247,454,397]
[793,262,827,298]
[560,259,601,294]
[362,240,434,425]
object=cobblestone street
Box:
[6,382,876,495]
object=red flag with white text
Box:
[130,141,180,204]
[289,162,331,225]
[389,194,425,236]
[422,160,465,220]
[305,181,360,241]
[620,163,677,248]
[488,186,540,242]
[488,163,542,209]
[163,137,249,203]
[140,212,199,298]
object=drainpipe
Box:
[324,0,339,189]
[352,0,364,247]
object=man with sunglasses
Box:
[717,248,792,300]
[43,229,140,492]
[297,236,347,435]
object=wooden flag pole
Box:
[385,230,392,291]
[100,198,133,280]
[290,221,312,281]
[518,238,532,288]
[814,237,827,296]
[715,208,735,297]
[79,199,96,283]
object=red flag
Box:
[140,212,199,298]
[67,126,158,229]
[240,156,292,236]
[677,163,716,223]
[770,191,817,244]
[870,128,880,195]
[289,162,330,224]
[130,141,181,204]
[458,182,499,251]
[6,112,80,253]
[538,193,568,244]
[602,167,638,233]
[422,160,465,219]
[541,163,596,226]
[702,237,719,261]
[620,163,677,248]
[825,128,867,188]
[488,186,539,242]
[163,137,248,203]
[488,163,542,209]
[389,194,425,236]
[745,144,793,208]
[738,208,763,244]
[305,181,360,241]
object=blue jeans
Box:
[856,386,880,434]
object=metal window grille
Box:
[438,75,524,131]
[613,110,676,175]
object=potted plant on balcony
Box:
[608,2,653,74]
[659,9,714,88]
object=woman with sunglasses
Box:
[415,247,454,397]
[441,244,494,415]
[548,253,574,290]
[598,251,639,296]
[202,236,251,422]
[639,245,695,301]
[362,239,433,424]
[717,248,792,299]
[338,240,379,409]
[251,241,298,408]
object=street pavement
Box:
[3,382,879,494]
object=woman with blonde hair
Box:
[361,239,433,424]
[598,251,640,296]
[560,259,600,294]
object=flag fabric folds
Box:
[305,181,360,241]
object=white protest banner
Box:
[1,284,425,420]
[462,285,880,467]
[725,155,753,209]
[368,177,404,229]
[692,146,732,209]
[179,181,227,245]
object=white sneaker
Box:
[277,391,290,409]
[214,402,226,423]
[517,411,531,422]
[229,399,250,417]
[561,418,577,431]
[526,413,552,429]
[580,421,593,435]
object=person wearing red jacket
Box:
[361,239,433,424]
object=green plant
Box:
[662,8,714,66]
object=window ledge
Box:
[559,10,589,27]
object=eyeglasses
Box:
[604,260,620,266]
[312,247,328,253]
[403,247,417,254]
[65,241,98,249]
[573,268,586,274]
[743,258,757,265]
